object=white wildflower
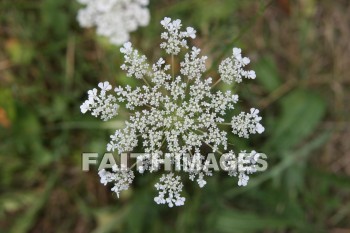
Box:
[120,42,150,79]
[180,47,207,79]
[231,108,265,138]
[183,150,212,188]
[221,150,238,177]
[238,172,249,186]
[98,164,135,197]
[160,17,196,55]
[218,47,256,84]
[154,173,186,207]
[136,151,164,173]
[222,150,261,186]
[81,17,266,207]
[77,0,150,45]
[80,81,119,121]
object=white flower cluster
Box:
[77,0,150,45]
[154,173,186,207]
[188,160,213,188]
[231,108,265,138]
[160,17,197,55]
[136,152,164,173]
[221,150,261,186]
[98,164,135,197]
[81,17,265,206]
[219,48,256,84]
[181,150,213,188]
[80,81,119,121]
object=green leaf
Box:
[9,174,57,233]
[253,55,281,92]
[266,89,326,152]
[215,210,292,233]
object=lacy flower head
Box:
[77,0,150,45]
[81,17,266,207]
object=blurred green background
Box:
[1,0,349,232]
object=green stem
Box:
[211,78,222,89]
[171,54,175,80]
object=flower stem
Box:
[142,76,151,87]
[212,78,222,88]
[171,54,175,80]
[218,122,232,125]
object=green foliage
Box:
[266,89,326,152]
[253,56,281,92]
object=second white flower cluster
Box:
[77,0,150,45]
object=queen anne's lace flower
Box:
[231,108,265,138]
[136,151,164,173]
[160,17,197,55]
[218,47,256,84]
[77,0,150,45]
[221,150,261,186]
[98,164,135,197]
[154,173,186,207]
[80,81,119,121]
[81,17,266,206]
